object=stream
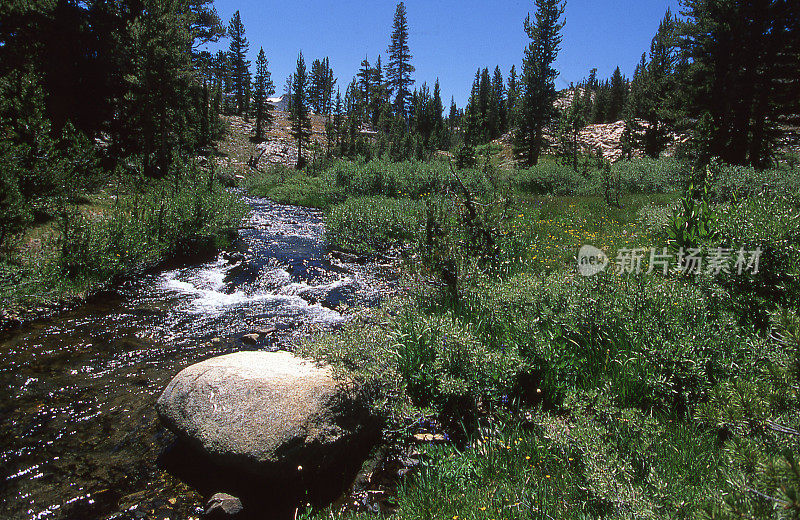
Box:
[0,196,394,520]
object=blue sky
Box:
[208,0,680,107]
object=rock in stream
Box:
[157,351,378,487]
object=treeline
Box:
[461,1,799,169]
[2,0,798,244]
[280,2,453,166]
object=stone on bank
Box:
[156,351,376,484]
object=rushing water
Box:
[0,196,392,520]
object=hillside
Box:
[216,110,328,173]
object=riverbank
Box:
[0,192,398,520]
[0,169,248,331]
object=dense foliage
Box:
[272,152,800,519]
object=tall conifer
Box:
[515,0,566,166]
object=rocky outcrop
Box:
[267,94,289,112]
[218,113,327,171]
[578,121,628,162]
[254,139,298,169]
[156,351,377,482]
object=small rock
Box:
[412,433,447,443]
[204,493,243,519]
[222,251,245,263]
[240,333,259,345]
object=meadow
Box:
[248,154,800,519]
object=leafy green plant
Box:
[613,157,687,194]
[516,161,585,196]
[325,196,422,253]
[667,179,719,253]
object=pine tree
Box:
[321,58,336,116]
[284,75,294,114]
[387,2,415,119]
[607,66,627,122]
[507,65,518,126]
[515,0,566,166]
[195,51,213,147]
[624,53,647,121]
[586,67,598,90]
[288,51,312,168]
[308,58,324,113]
[464,70,482,145]
[627,10,679,158]
[306,57,335,116]
[369,55,387,127]
[343,78,362,157]
[126,0,202,176]
[307,58,336,115]
[333,87,344,154]
[478,68,492,141]
[591,80,610,123]
[357,56,372,122]
[577,75,594,123]
[252,48,275,142]
[432,79,445,147]
[227,11,250,116]
[680,0,800,167]
[492,66,507,136]
[557,93,585,171]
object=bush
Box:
[245,159,502,209]
[1,172,247,308]
[463,271,751,414]
[613,157,687,194]
[390,308,520,413]
[714,196,800,315]
[0,152,30,249]
[244,165,335,208]
[324,196,423,253]
[516,161,585,196]
[709,163,800,203]
[514,158,686,197]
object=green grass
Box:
[0,173,248,315]
[275,154,800,519]
[325,196,424,254]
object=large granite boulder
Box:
[156,351,375,482]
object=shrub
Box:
[516,162,585,196]
[710,163,800,203]
[714,196,800,315]
[463,271,751,414]
[0,152,30,250]
[325,196,423,253]
[455,143,477,169]
[2,172,247,308]
[666,181,719,253]
[613,157,687,194]
[389,305,522,421]
[244,165,336,208]
[245,159,501,209]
